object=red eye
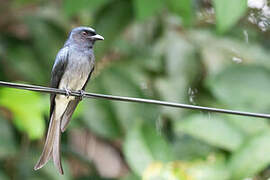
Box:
[82,31,87,36]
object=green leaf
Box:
[83,61,159,138]
[98,63,159,130]
[133,0,164,21]
[172,136,217,161]
[167,0,193,25]
[94,0,133,57]
[41,159,72,180]
[63,0,109,16]
[17,151,71,180]
[175,114,244,151]
[206,65,270,112]
[155,77,188,117]
[24,16,67,81]
[164,30,199,79]
[0,171,8,180]
[121,173,140,180]
[83,79,122,139]
[226,115,270,136]
[12,0,41,8]
[0,87,46,140]
[213,0,247,33]
[124,121,173,176]
[0,116,16,158]
[187,161,230,180]
[155,30,201,117]
[188,30,270,76]
[229,131,270,179]
[6,44,46,84]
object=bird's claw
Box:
[78,90,85,100]
[64,87,71,98]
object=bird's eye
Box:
[82,31,87,36]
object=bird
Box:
[34,26,104,174]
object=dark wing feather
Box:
[60,66,94,132]
[50,46,69,118]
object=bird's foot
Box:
[78,90,86,101]
[64,87,71,98]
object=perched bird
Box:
[34,27,104,174]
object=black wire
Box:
[0,80,270,119]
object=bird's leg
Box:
[64,87,71,98]
[78,90,85,101]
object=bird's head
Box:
[68,26,104,48]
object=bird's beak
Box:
[91,34,104,41]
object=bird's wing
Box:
[60,66,95,132]
[50,46,69,118]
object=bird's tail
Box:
[34,111,63,174]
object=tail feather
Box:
[53,121,63,174]
[34,112,63,174]
[61,100,79,132]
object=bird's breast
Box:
[59,52,94,93]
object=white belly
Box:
[59,56,92,90]
[57,54,93,102]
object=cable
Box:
[0,80,270,119]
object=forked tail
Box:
[34,112,63,174]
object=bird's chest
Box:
[59,52,93,91]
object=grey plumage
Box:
[34,27,104,174]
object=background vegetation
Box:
[0,0,270,179]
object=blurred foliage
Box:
[1,0,270,179]
[213,0,247,33]
[0,87,46,139]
